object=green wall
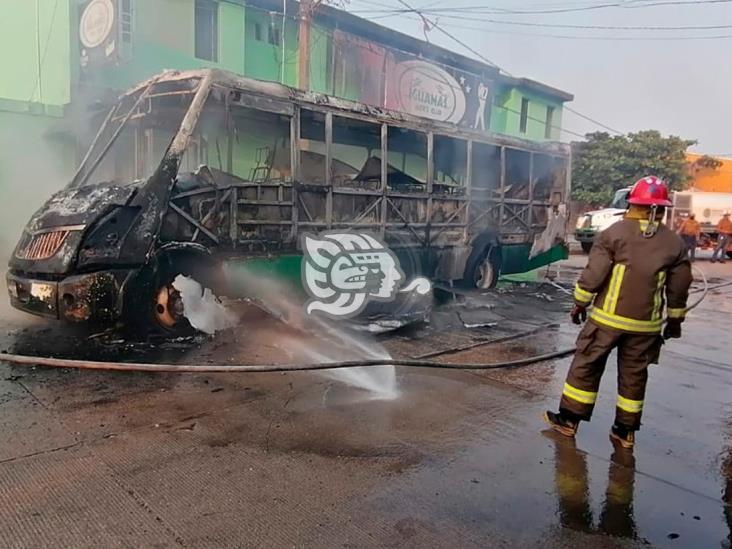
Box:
[0,0,74,257]
[89,0,248,91]
[85,1,305,93]
[0,0,570,213]
[0,0,71,108]
[244,8,298,87]
[309,25,333,95]
[0,0,568,142]
[492,87,564,141]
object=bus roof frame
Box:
[123,69,572,160]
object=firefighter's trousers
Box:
[560,321,662,430]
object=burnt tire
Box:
[465,244,501,289]
[581,241,593,254]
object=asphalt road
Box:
[0,254,731,548]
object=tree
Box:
[571,130,696,206]
[691,154,723,171]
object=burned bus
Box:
[7,69,570,332]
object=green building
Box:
[0,0,573,248]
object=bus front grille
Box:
[16,231,70,261]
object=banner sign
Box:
[333,31,493,132]
[79,0,124,71]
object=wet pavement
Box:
[0,254,731,548]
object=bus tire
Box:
[581,241,593,254]
[464,242,501,290]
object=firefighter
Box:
[545,176,693,449]
[677,213,701,261]
[711,212,732,264]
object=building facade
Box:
[687,153,732,193]
[0,0,573,240]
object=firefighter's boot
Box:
[544,411,579,437]
[610,424,635,449]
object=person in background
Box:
[677,213,701,262]
[712,212,732,264]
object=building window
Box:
[519,97,529,134]
[268,24,282,46]
[545,106,555,139]
[254,22,263,42]
[120,0,133,44]
[195,0,218,62]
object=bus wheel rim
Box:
[154,285,182,329]
[477,260,494,289]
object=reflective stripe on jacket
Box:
[573,218,692,334]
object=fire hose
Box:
[0,267,709,374]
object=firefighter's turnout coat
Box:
[574,218,692,333]
[561,216,693,429]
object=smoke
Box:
[225,264,399,400]
[0,83,112,325]
[173,275,238,335]
[0,113,77,323]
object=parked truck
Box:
[575,186,732,258]
[574,187,629,253]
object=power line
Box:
[564,107,621,134]
[416,18,732,31]
[393,0,503,68]
[426,19,732,40]
[28,0,60,103]
[623,0,732,7]
[361,12,732,39]
[351,0,732,15]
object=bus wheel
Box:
[148,265,195,336]
[153,282,188,333]
[144,250,221,337]
[469,246,501,289]
[581,242,593,254]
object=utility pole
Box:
[297,0,318,91]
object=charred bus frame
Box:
[7,69,571,329]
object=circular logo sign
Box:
[79,0,115,49]
[395,60,466,124]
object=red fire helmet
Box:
[627,176,673,207]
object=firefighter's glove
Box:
[663,319,682,340]
[571,304,588,325]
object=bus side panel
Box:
[500,243,568,276]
